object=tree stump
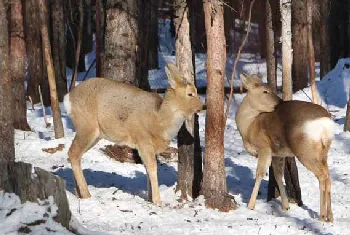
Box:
[0,161,71,230]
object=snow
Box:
[2,20,350,235]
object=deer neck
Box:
[236,98,262,139]
[158,90,186,141]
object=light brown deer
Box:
[64,63,204,206]
[235,73,334,222]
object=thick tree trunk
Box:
[319,0,330,78]
[265,0,277,93]
[104,0,140,160]
[174,0,202,200]
[51,0,67,100]
[292,0,308,92]
[202,0,236,211]
[9,0,30,131]
[0,0,14,163]
[0,162,71,230]
[103,0,139,83]
[39,0,64,139]
[24,0,50,106]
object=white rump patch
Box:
[304,117,335,141]
[63,94,71,115]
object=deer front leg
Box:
[139,147,161,206]
[248,148,272,210]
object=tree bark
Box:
[0,0,14,163]
[38,0,64,139]
[70,0,84,91]
[9,0,30,131]
[95,0,104,77]
[292,0,308,92]
[24,0,50,106]
[104,0,140,160]
[202,0,236,211]
[307,0,318,104]
[51,0,67,100]
[345,100,350,132]
[0,162,71,230]
[174,0,202,200]
[265,0,277,93]
[280,0,292,101]
[319,0,330,78]
[103,0,139,83]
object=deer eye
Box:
[263,90,269,94]
[188,93,194,97]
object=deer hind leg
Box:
[138,146,161,206]
[299,157,331,222]
[271,157,289,211]
[68,128,100,198]
[248,148,272,210]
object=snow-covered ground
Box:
[2,20,350,234]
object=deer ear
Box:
[240,73,263,90]
[165,63,183,88]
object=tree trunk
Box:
[104,0,139,83]
[265,0,277,93]
[307,0,318,104]
[24,0,50,106]
[319,0,330,78]
[0,0,14,163]
[70,0,84,91]
[224,0,235,54]
[280,0,292,100]
[148,0,159,70]
[193,0,206,53]
[202,0,236,211]
[104,0,140,160]
[95,0,104,77]
[38,0,64,139]
[345,100,350,132]
[51,0,67,101]
[9,0,30,131]
[292,0,308,92]
[174,0,202,200]
[258,0,267,58]
[0,162,71,230]
[270,0,302,206]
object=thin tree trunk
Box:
[174,0,202,200]
[265,0,277,93]
[38,0,64,139]
[95,0,103,77]
[266,0,278,201]
[24,0,50,105]
[344,100,350,132]
[280,0,292,100]
[51,0,67,100]
[148,0,159,70]
[202,0,236,211]
[70,0,83,91]
[307,0,318,104]
[319,0,330,78]
[0,0,14,162]
[292,0,308,92]
[258,0,267,59]
[279,0,303,206]
[9,0,30,130]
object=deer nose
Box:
[202,104,207,110]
